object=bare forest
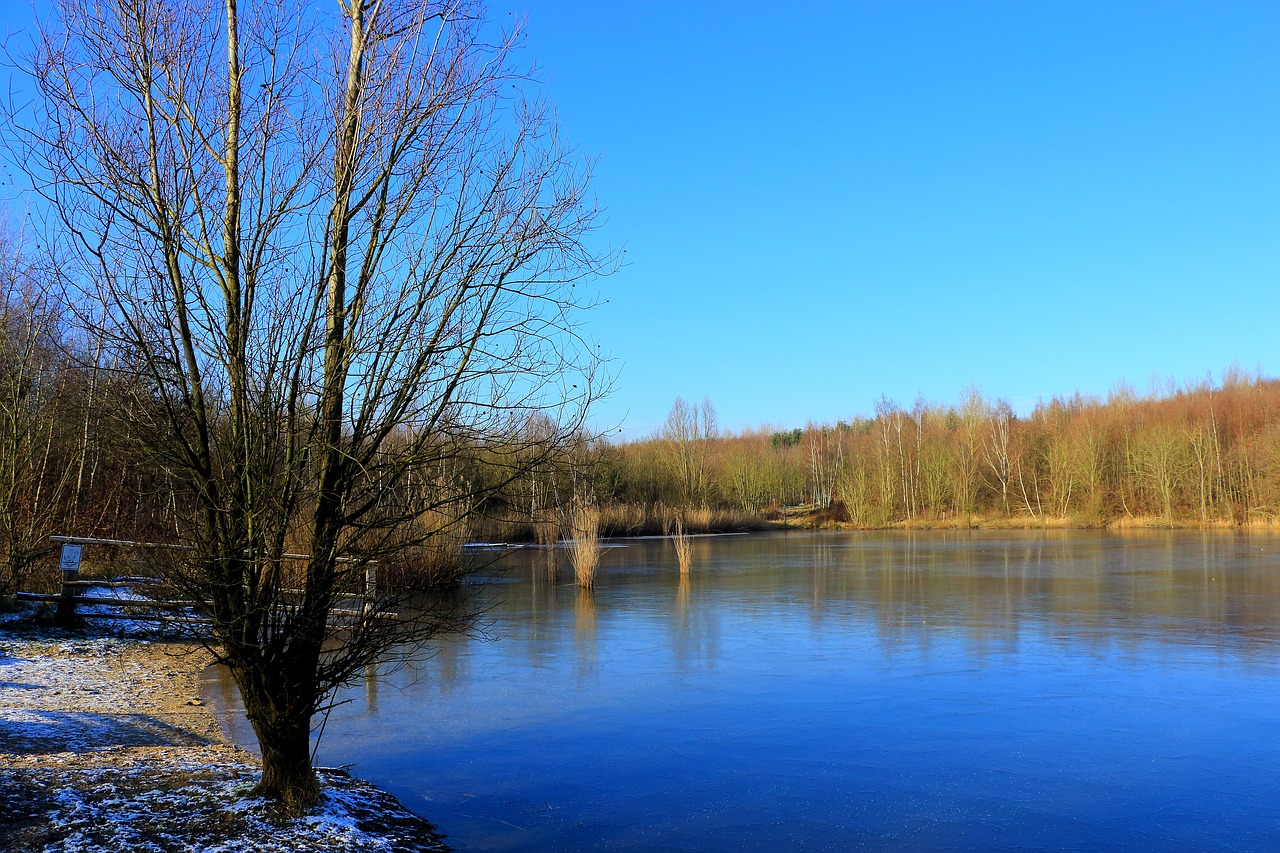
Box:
[6,354,1279,616]
[587,378,1280,534]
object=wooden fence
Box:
[15,536,385,628]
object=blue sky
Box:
[6,2,1277,439]
[500,1,1279,438]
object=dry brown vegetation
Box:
[672,519,693,574]
[581,370,1280,531]
[567,499,602,589]
[596,502,773,537]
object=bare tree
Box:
[950,387,985,523]
[0,230,77,601]
[1067,414,1107,518]
[839,455,872,524]
[1042,433,1074,518]
[873,397,899,523]
[983,399,1014,515]
[1186,394,1225,525]
[12,0,609,812]
[1138,423,1187,525]
[663,396,716,507]
[806,424,842,508]
[726,444,768,512]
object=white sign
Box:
[59,544,83,573]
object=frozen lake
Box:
[210,530,1280,851]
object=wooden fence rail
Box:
[19,535,388,628]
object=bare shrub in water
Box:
[569,500,601,588]
[673,518,693,574]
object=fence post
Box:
[57,543,83,622]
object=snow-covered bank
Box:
[0,613,448,852]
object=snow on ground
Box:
[5,762,446,852]
[0,608,448,852]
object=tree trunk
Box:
[237,666,321,814]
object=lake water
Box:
[208,530,1280,851]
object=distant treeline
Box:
[580,375,1280,531]
[1,218,1276,604]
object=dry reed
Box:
[568,500,601,589]
[672,518,693,574]
[377,520,471,590]
[597,502,772,537]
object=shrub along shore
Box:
[474,501,1280,548]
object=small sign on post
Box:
[58,543,83,621]
[59,544,83,573]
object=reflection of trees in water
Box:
[377,636,468,704]
[670,570,722,674]
[808,536,837,615]
[482,559,582,674]
[331,532,1280,720]
[364,664,378,717]
[432,636,469,695]
[693,536,714,571]
[1199,536,1225,625]
[808,532,1280,661]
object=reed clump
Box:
[597,502,774,537]
[672,518,693,574]
[568,499,602,589]
[1107,514,1180,530]
[379,518,472,590]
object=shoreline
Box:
[0,612,448,852]
[574,501,1280,539]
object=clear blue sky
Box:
[501,0,1279,438]
[7,2,1277,439]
